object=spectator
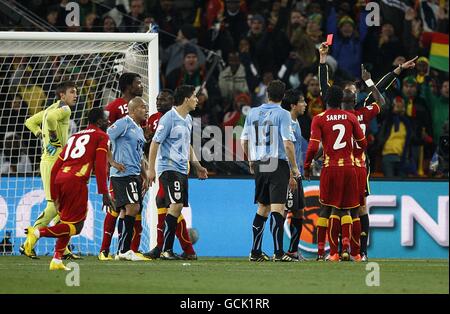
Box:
[253,70,274,106]
[103,15,118,33]
[165,44,205,91]
[327,5,368,79]
[378,96,413,177]
[237,37,260,94]
[83,12,99,32]
[163,24,206,77]
[222,0,248,50]
[421,79,449,145]
[219,51,249,104]
[151,0,183,49]
[245,14,275,74]
[0,133,33,175]
[119,0,145,32]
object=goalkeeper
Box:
[21,81,80,259]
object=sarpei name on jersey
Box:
[326,114,348,121]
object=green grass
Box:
[0,257,447,294]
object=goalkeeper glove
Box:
[46,137,62,156]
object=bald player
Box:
[107,97,149,261]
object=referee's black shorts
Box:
[254,158,290,205]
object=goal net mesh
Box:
[0,39,155,256]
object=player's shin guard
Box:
[360,214,369,255]
[351,218,361,256]
[251,213,268,255]
[327,215,341,255]
[341,215,352,252]
[288,217,303,253]
[33,201,58,228]
[270,212,285,257]
[130,215,142,252]
[176,214,195,255]
[162,214,177,252]
[100,209,118,254]
[54,235,71,260]
[316,217,328,256]
[119,215,135,254]
[157,208,167,249]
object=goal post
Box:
[0,31,159,255]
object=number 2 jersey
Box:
[304,108,367,169]
[50,124,109,199]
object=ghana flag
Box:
[429,32,449,72]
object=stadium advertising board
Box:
[0,178,448,258]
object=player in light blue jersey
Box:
[241,80,300,262]
[107,97,149,261]
[148,85,208,260]
[281,89,308,261]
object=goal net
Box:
[0,32,159,256]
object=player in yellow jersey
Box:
[21,81,80,259]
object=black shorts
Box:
[254,159,290,205]
[285,178,306,213]
[111,175,143,209]
[156,171,189,208]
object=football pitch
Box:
[0,257,447,294]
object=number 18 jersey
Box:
[310,108,365,168]
[53,124,109,194]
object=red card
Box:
[326,34,334,46]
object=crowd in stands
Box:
[0,0,448,178]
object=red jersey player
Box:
[24,108,113,270]
[304,85,367,262]
[143,89,198,260]
[341,66,386,261]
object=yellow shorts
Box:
[40,156,58,200]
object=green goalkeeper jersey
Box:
[25,100,72,162]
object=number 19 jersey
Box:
[241,103,295,162]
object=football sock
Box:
[270,212,285,257]
[157,208,167,249]
[54,235,71,260]
[351,218,361,256]
[288,217,303,253]
[176,214,195,254]
[120,215,135,254]
[316,217,328,256]
[130,215,142,252]
[162,214,178,252]
[100,210,118,254]
[328,215,341,255]
[251,213,267,255]
[341,215,352,252]
[117,217,124,253]
[360,213,369,255]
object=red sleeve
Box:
[50,155,64,201]
[94,133,109,194]
[365,102,380,120]
[304,116,322,169]
[352,115,367,150]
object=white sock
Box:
[51,258,62,264]
[34,229,40,238]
